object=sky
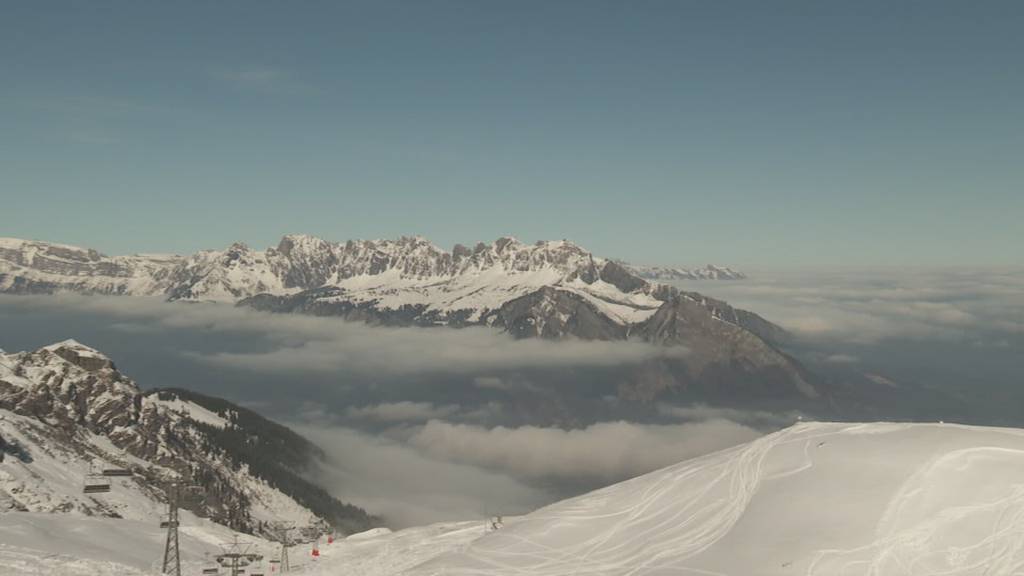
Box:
[1,1,1021,267]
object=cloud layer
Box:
[408,419,761,483]
[295,416,762,527]
[670,268,1024,345]
[0,295,685,377]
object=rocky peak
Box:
[275,234,329,256]
[1,341,140,433]
[41,339,116,372]
[222,242,252,261]
[494,236,521,252]
[599,260,649,293]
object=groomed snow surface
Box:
[8,422,1024,575]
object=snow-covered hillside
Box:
[0,513,481,576]
[9,421,1024,575]
[406,421,1024,576]
[0,341,374,539]
[0,511,276,576]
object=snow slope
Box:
[10,421,1024,575]
[0,511,273,576]
[0,514,485,576]
[409,421,1024,576]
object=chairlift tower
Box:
[161,483,182,576]
[270,521,294,573]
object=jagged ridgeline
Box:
[0,340,376,537]
[0,235,826,405]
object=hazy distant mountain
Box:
[0,236,818,402]
[619,262,747,281]
[0,340,375,537]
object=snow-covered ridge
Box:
[1,234,624,300]
[0,235,737,323]
[0,234,675,326]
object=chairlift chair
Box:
[101,467,132,476]
[202,568,220,575]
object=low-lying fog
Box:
[1,267,1020,526]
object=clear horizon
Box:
[3,1,1022,267]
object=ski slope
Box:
[409,421,1024,576]
[0,511,274,576]
[9,421,1024,575]
[0,513,486,576]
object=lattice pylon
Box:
[161,484,181,576]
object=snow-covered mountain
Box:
[0,236,746,330]
[0,340,375,539]
[1,235,630,302]
[0,236,740,316]
[621,261,747,281]
[0,235,817,401]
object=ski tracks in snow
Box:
[410,424,821,576]
[808,445,1024,576]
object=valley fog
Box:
[2,266,1019,525]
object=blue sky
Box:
[1,1,1021,266]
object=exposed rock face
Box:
[636,296,817,400]
[0,340,139,434]
[599,260,648,293]
[0,238,176,295]
[0,341,375,536]
[485,286,629,340]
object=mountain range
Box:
[0,235,820,404]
